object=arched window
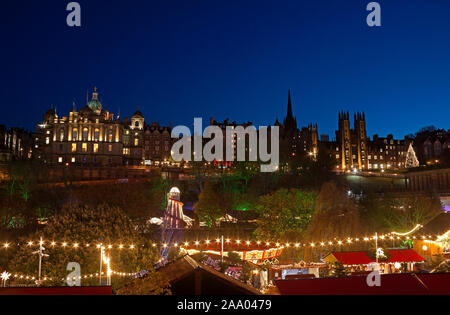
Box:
[83,128,89,140]
[73,129,79,141]
[94,129,100,141]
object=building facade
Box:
[0,125,32,164]
[143,122,173,166]
[367,134,408,170]
[413,128,450,165]
[333,112,409,171]
[334,112,368,171]
[33,88,172,170]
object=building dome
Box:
[87,87,103,114]
[88,99,102,112]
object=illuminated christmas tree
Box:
[405,143,419,168]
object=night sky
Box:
[1,0,449,139]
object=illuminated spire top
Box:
[92,86,99,100]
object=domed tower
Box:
[86,87,103,115]
[131,109,144,130]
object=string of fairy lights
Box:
[2,225,448,285]
[0,232,443,252]
[6,270,137,283]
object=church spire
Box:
[287,89,294,121]
[283,89,297,131]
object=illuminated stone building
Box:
[34,88,126,167]
[122,110,145,166]
[333,112,408,171]
[143,122,173,166]
[367,134,408,170]
[335,112,368,171]
[33,87,176,176]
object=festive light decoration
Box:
[405,143,419,168]
[7,270,136,284]
[0,226,441,256]
[391,224,423,236]
[0,234,441,251]
[376,248,386,258]
[1,271,11,287]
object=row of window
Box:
[58,156,114,164]
[65,143,114,153]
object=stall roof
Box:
[324,252,373,266]
[324,249,424,266]
[385,249,424,263]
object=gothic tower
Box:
[354,112,368,170]
[338,112,352,170]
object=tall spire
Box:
[287,89,294,121]
[283,89,297,131]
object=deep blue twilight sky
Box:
[0,0,449,139]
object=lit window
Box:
[71,157,76,163]
[72,143,77,152]
[58,157,63,163]
[46,137,50,145]
[94,144,99,153]
[134,139,139,146]
[82,143,87,152]
[94,129,100,141]
[83,128,89,140]
[108,145,112,152]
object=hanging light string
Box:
[0,232,442,252]
[1,241,138,250]
[6,270,137,284]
